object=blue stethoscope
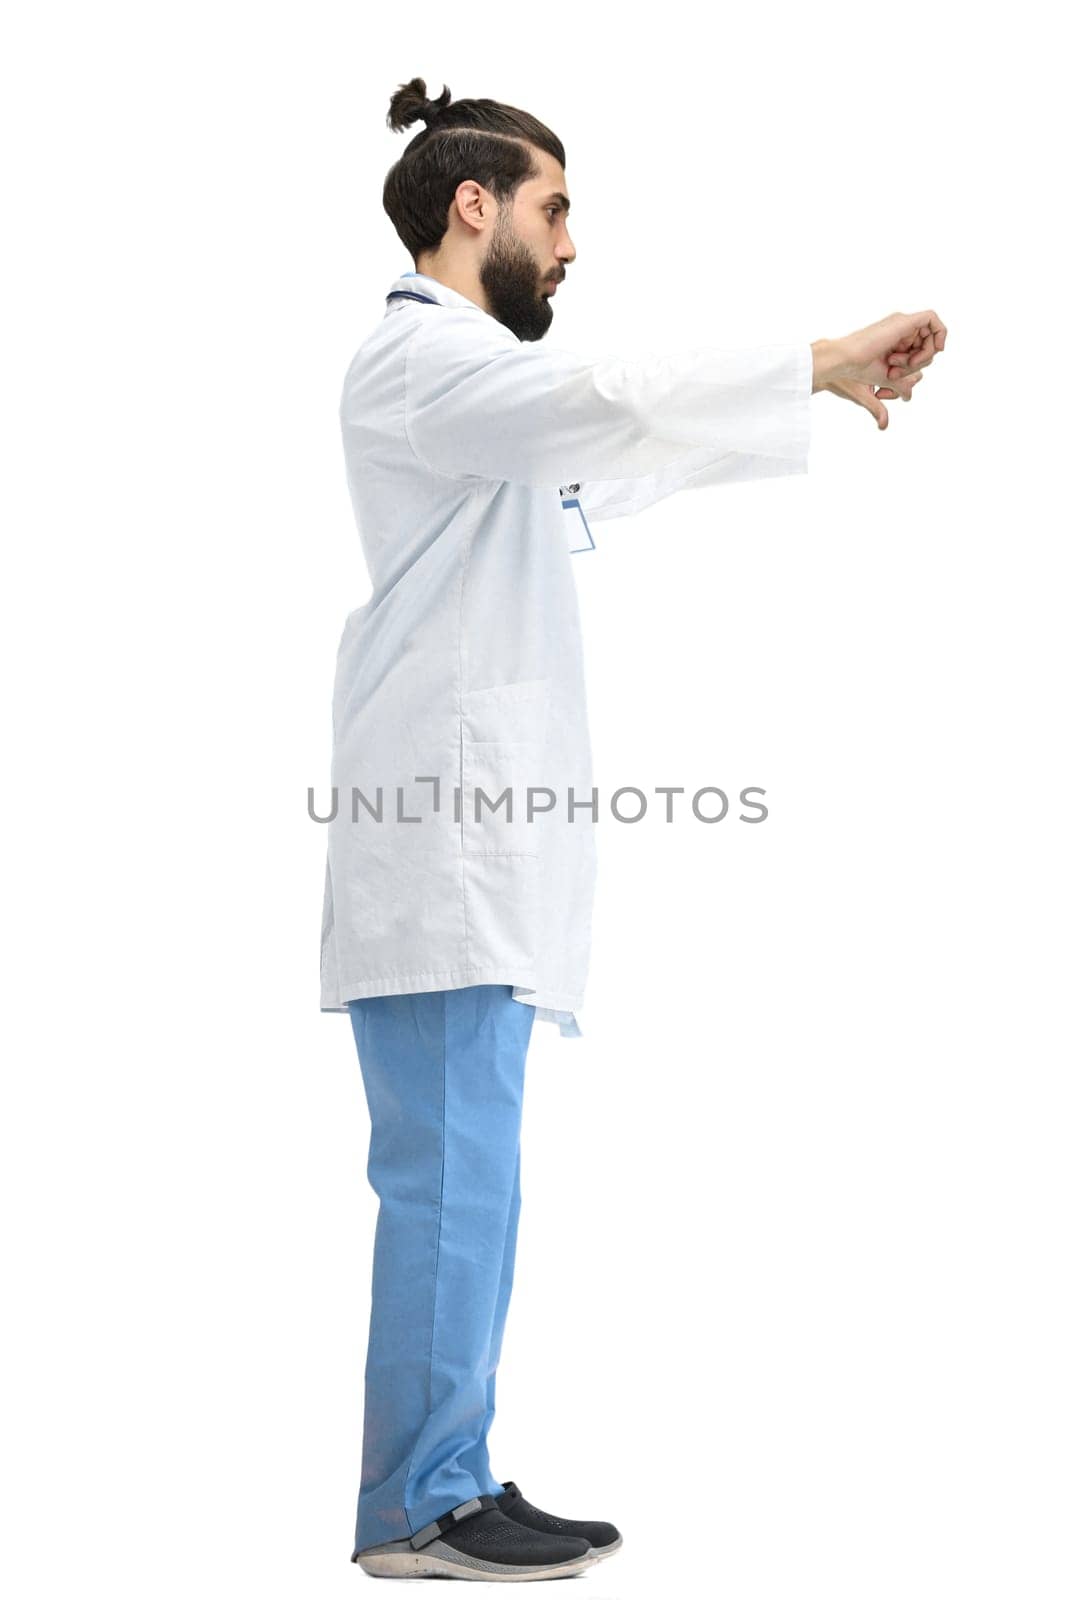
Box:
[386,271,440,308]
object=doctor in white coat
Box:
[322,76,946,1582]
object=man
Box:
[320,76,946,1581]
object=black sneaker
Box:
[353,1493,597,1580]
[495,1480,623,1558]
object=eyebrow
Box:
[545,191,571,214]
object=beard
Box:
[479,210,555,342]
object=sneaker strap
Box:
[410,1494,499,1551]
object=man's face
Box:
[478,155,575,342]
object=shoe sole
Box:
[355,1536,602,1580]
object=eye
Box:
[547,205,561,220]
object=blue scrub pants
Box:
[346,984,536,1554]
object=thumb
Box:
[829,379,889,429]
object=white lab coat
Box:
[320,270,813,1037]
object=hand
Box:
[812,310,947,429]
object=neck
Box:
[413,255,490,314]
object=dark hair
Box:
[383,77,566,263]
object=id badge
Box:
[559,482,596,554]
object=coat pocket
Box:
[460,677,550,857]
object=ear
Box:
[453,179,493,233]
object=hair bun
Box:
[387,77,453,133]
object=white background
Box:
[3,4,1064,1596]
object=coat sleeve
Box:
[576,419,811,523]
[402,309,813,493]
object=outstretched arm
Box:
[403,306,947,498]
[577,310,948,521]
[404,314,811,489]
